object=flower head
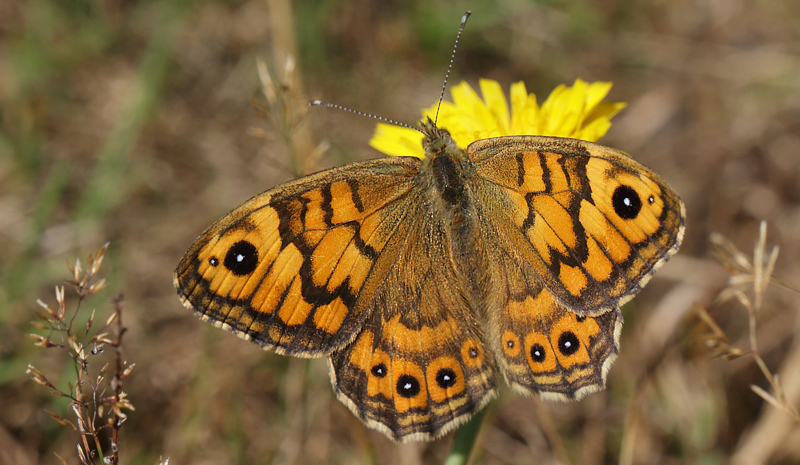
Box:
[370,78,626,159]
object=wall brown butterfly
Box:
[174,14,685,443]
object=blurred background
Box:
[2,0,800,464]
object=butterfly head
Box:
[420,117,462,161]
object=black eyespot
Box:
[223,241,259,276]
[612,185,642,220]
[575,315,586,323]
[506,339,515,348]
[209,257,219,266]
[435,368,457,389]
[469,347,479,358]
[370,363,387,378]
[396,374,420,398]
[648,195,655,204]
[530,344,546,363]
[558,331,580,356]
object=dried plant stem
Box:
[108,294,128,465]
[28,243,136,464]
[702,222,800,423]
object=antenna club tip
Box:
[461,11,471,23]
[309,99,324,107]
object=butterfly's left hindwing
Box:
[328,200,496,442]
[174,157,422,357]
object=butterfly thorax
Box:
[421,120,472,211]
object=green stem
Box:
[444,404,490,465]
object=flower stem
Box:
[444,404,491,465]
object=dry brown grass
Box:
[26,243,134,464]
[3,0,800,464]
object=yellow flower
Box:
[369,78,627,159]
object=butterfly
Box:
[175,107,685,441]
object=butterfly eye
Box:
[223,240,259,276]
[435,368,458,389]
[396,374,421,398]
[557,331,580,356]
[530,343,547,363]
[611,185,643,220]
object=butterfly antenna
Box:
[434,11,471,128]
[310,100,421,133]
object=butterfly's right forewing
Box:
[470,135,685,315]
[468,135,682,399]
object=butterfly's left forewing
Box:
[174,157,423,357]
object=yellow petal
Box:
[369,123,425,158]
[370,78,626,157]
[479,78,510,133]
[450,82,484,117]
[509,81,530,134]
[582,80,614,113]
[576,118,612,142]
[584,101,627,127]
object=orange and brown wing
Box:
[471,135,685,315]
[328,200,497,442]
[479,232,621,399]
[174,157,421,357]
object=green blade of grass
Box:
[74,0,193,220]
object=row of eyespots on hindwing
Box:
[337,330,489,433]
[501,311,605,394]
